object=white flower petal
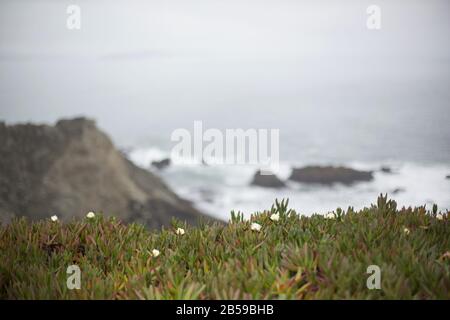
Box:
[324,212,336,219]
[151,249,160,257]
[251,223,262,232]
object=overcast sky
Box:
[0,0,449,152]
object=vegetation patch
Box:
[0,195,449,299]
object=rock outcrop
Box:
[0,118,214,228]
[250,170,286,188]
[289,166,373,185]
[392,187,405,194]
[380,166,392,174]
[151,158,171,170]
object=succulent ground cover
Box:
[1,195,449,299]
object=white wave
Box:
[128,147,169,169]
[128,147,450,221]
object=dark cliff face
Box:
[0,118,213,228]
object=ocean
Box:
[128,144,450,221]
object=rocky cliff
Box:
[0,118,212,228]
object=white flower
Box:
[250,222,262,232]
[176,227,185,235]
[436,213,444,220]
[324,212,336,219]
[270,213,280,222]
[403,227,410,235]
[86,211,95,219]
[50,215,58,222]
[151,249,160,257]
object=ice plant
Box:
[151,249,160,257]
[176,227,185,235]
[403,227,410,235]
[50,215,58,222]
[1,195,449,299]
[86,211,95,219]
[270,213,280,222]
[250,222,262,232]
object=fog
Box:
[1,0,449,162]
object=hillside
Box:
[0,195,449,299]
[0,118,212,229]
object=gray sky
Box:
[0,0,449,159]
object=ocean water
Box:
[129,146,450,221]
